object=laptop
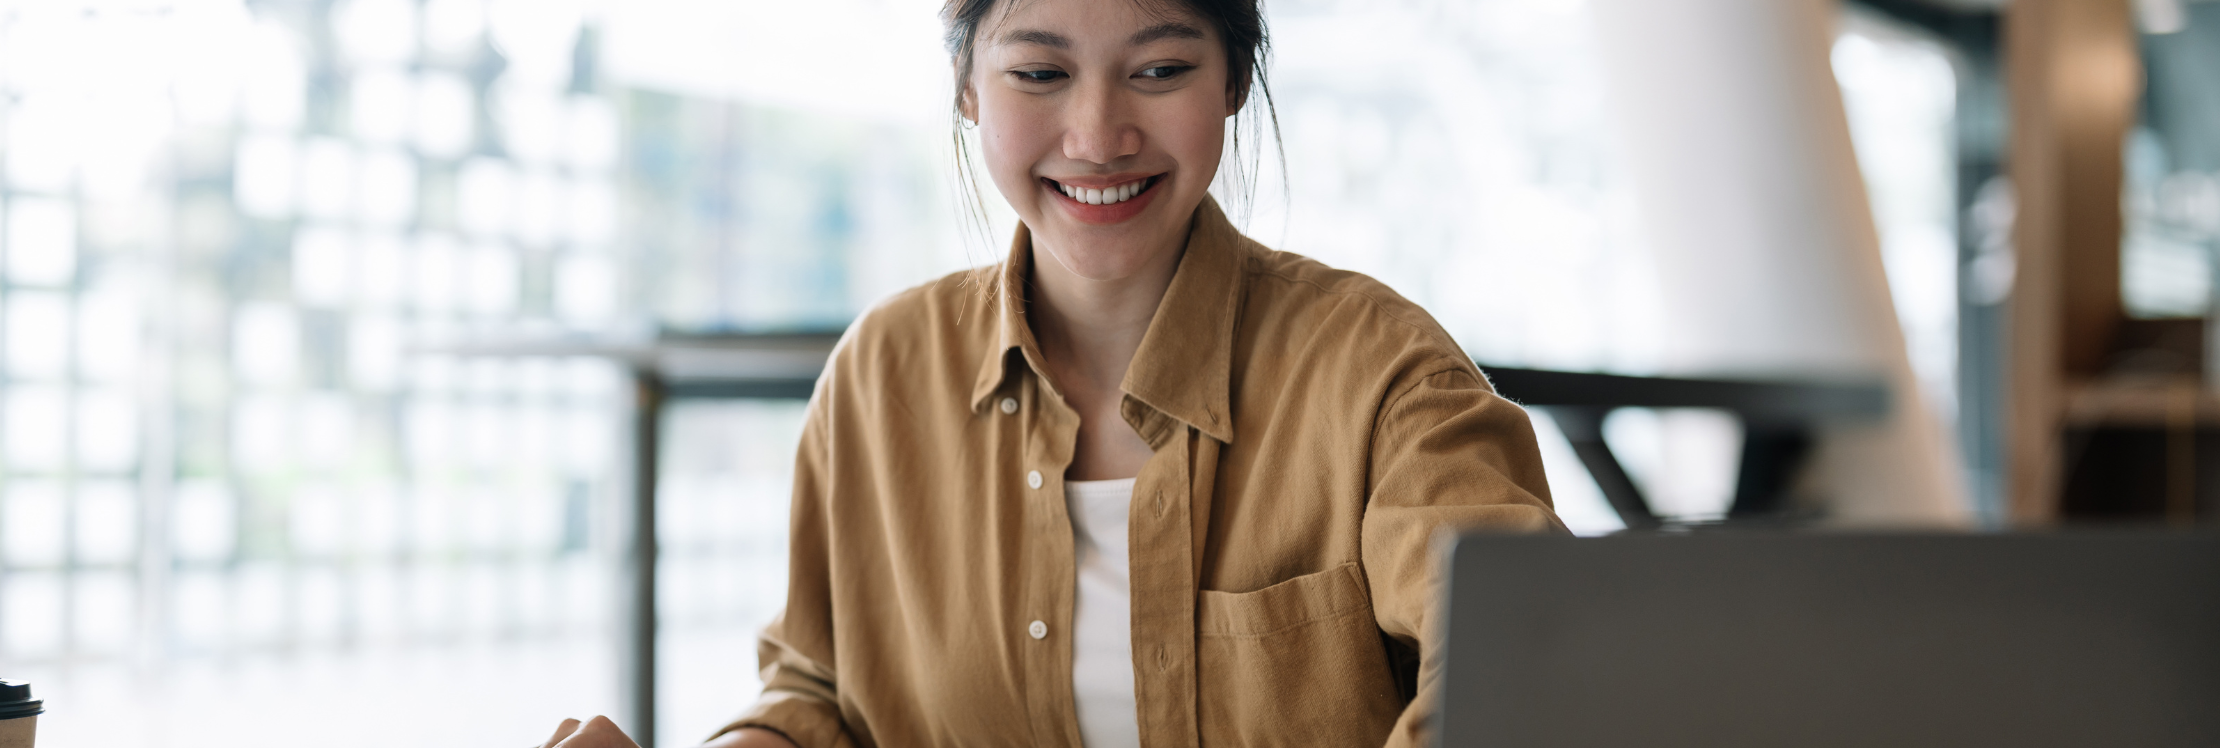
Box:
[1434,532,2220,747]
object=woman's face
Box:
[963,0,1235,282]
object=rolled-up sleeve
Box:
[1362,364,1567,748]
[713,389,856,748]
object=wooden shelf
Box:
[2063,376,2220,427]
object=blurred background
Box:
[0,0,2212,745]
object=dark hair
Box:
[939,0,1283,238]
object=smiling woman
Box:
[944,0,1278,232]
[539,1,1564,747]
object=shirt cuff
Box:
[712,690,851,748]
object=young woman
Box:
[539,0,1562,746]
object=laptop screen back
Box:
[1436,533,2220,748]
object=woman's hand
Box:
[536,717,797,748]
[536,717,638,748]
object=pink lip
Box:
[1041,175,1163,226]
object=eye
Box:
[1137,65,1193,80]
[1011,69,1066,83]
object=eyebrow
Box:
[995,22,1206,50]
[1128,22,1205,46]
[999,29,1071,49]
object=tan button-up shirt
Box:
[721,198,1565,747]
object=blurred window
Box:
[0,1,631,744]
[1834,9,1963,430]
[2123,1,2220,319]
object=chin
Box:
[1038,234,1162,281]
[1012,176,1201,282]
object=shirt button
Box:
[1000,397,1018,414]
[1027,470,1043,489]
[1028,620,1047,640]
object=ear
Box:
[1225,79,1249,117]
[957,63,981,125]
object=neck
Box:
[1027,233,1186,398]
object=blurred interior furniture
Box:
[427,331,839,748]
[2004,0,2147,524]
[1859,0,2220,527]
[1486,368,1889,529]
[1589,0,1967,526]
[1998,0,2220,525]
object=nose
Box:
[1061,78,1142,165]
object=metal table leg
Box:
[1549,406,1663,530]
[620,370,665,746]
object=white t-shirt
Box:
[1065,477,1141,748]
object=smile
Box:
[1040,173,1165,225]
[1050,176,1158,205]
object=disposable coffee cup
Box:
[0,680,40,748]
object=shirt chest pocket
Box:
[1198,562,1371,637]
[1194,563,1405,746]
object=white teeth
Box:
[1059,178,1148,205]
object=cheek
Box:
[976,89,1058,203]
[1149,92,1229,185]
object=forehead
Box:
[984,0,1215,51]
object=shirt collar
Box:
[968,196,1246,443]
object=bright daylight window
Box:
[1834,9,1961,431]
[2121,2,2220,320]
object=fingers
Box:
[552,715,640,748]
[540,717,582,748]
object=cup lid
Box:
[0,680,42,719]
